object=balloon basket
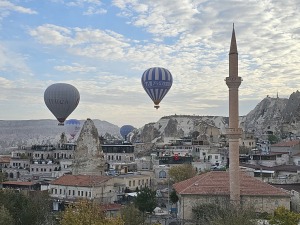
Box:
[58,122,64,126]
[154,105,160,109]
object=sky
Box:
[0,0,299,129]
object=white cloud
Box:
[54,63,97,73]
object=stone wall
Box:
[177,194,290,221]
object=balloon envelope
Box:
[65,119,81,138]
[141,67,173,109]
[44,83,80,125]
[120,125,135,139]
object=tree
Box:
[169,189,179,204]
[0,205,14,225]
[169,164,197,183]
[134,186,157,214]
[268,134,279,144]
[120,204,145,225]
[60,200,124,225]
[192,203,257,225]
[0,189,54,225]
[269,206,300,225]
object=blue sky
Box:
[0,0,300,128]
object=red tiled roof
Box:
[101,203,123,211]
[2,181,35,186]
[173,171,289,197]
[271,140,300,147]
[50,175,111,187]
[0,156,11,163]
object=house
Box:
[173,171,290,222]
[0,155,11,169]
[271,140,300,156]
[49,174,116,211]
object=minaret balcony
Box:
[226,128,243,139]
[225,77,242,89]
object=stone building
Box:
[49,174,115,210]
[173,171,290,222]
[72,118,105,175]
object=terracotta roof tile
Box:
[173,171,289,197]
[2,181,35,186]
[50,175,111,187]
[271,140,300,147]
[101,203,123,211]
[0,156,11,163]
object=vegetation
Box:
[0,189,54,225]
[60,200,124,225]
[0,205,14,225]
[169,189,179,204]
[134,186,157,214]
[268,134,279,144]
[192,203,257,225]
[120,204,145,225]
[269,206,300,225]
[168,164,197,183]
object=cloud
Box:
[54,63,97,73]
[0,1,37,21]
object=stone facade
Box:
[177,194,290,222]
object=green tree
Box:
[268,134,279,144]
[0,205,14,225]
[0,189,54,225]
[0,171,7,182]
[269,206,300,225]
[120,204,144,225]
[169,164,197,183]
[134,186,157,214]
[60,200,124,225]
[192,203,256,225]
[169,189,179,204]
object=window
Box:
[60,189,62,194]
[78,191,80,196]
[73,190,75,196]
[138,180,140,185]
[133,180,135,186]
[129,181,131,187]
[69,190,71,195]
[159,171,167,178]
[215,155,218,159]
[55,189,57,194]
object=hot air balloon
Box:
[44,83,80,126]
[141,67,173,109]
[65,119,81,139]
[120,125,134,140]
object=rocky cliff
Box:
[131,91,300,143]
[72,119,105,175]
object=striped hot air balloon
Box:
[141,67,173,109]
[44,83,80,126]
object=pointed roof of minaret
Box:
[229,23,238,55]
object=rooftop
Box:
[271,140,300,147]
[50,174,111,187]
[173,171,289,197]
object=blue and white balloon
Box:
[141,67,173,109]
[120,125,135,140]
[65,119,81,138]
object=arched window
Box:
[159,170,167,178]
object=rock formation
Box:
[72,118,105,175]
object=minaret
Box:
[225,24,242,204]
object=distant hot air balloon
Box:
[65,119,81,139]
[141,67,173,109]
[120,125,135,140]
[44,83,80,126]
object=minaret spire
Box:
[230,24,238,55]
[225,24,242,205]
